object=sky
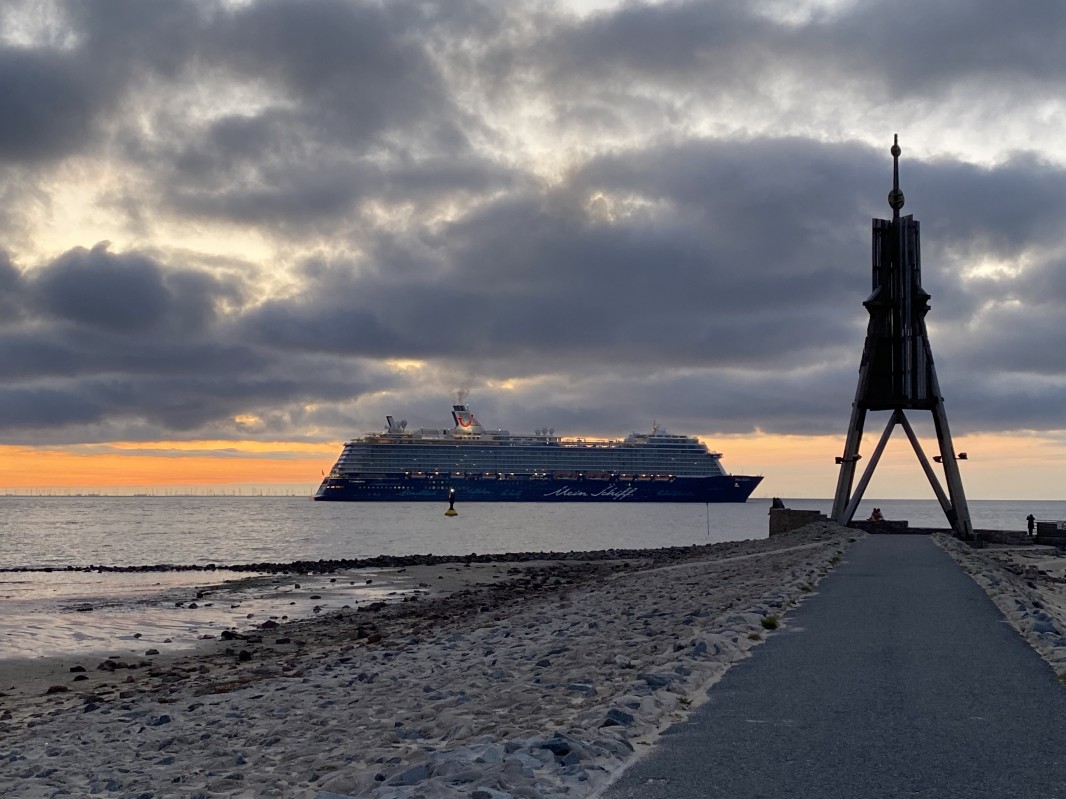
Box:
[2,0,1066,499]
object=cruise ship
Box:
[314,403,762,503]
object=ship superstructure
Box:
[314,403,762,502]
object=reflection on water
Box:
[0,566,411,660]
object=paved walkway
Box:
[601,535,1066,799]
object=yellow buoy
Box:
[445,488,458,516]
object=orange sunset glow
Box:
[3,431,1065,498]
[0,442,338,493]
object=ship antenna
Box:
[888,134,905,220]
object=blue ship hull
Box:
[314,474,762,503]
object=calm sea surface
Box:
[1,496,1062,570]
[1,496,1062,660]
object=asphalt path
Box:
[600,535,1066,799]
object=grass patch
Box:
[1059,671,1066,686]
[829,556,842,566]
[748,632,762,641]
[761,615,780,630]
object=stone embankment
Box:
[1,524,855,798]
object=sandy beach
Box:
[3,524,1064,798]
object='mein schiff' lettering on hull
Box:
[591,485,639,500]
[544,485,638,500]
[314,400,763,503]
[545,486,589,498]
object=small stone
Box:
[539,737,571,756]
[566,683,596,695]
[602,708,635,727]
[389,762,430,787]
[638,672,674,689]
[471,789,514,799]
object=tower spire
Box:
[888,134,905,218]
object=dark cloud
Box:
[0,250,26,321]
[0,240,401,442]
[135,0,493,228]
[4,0,1066,455]
[0,47,100,162]
[537,0,1066,111]
[242,137,879,371]
[28,242,240,335]
[828,0,1066,96]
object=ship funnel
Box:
[452,405,484,433]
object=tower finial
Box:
[888,134,905,216]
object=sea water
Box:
[0,496,1060,660]
[1,495,1059,571]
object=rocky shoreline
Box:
[0,540,791,575]
[1,523,855,798]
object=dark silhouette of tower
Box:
[831,136,974,540]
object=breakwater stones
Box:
[0,535,832,576]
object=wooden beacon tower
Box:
[831,136,974,540]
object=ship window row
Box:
[335,446,724,476]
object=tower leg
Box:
[896,412,952,516]
[931,399,974,540]
[832,401,867,524]
[841,411,901,523]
